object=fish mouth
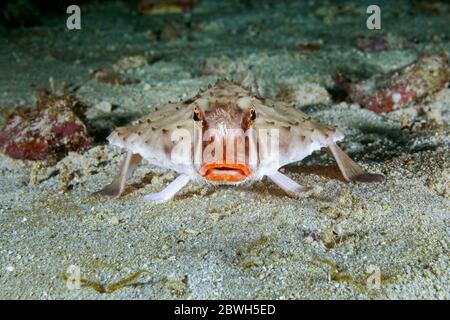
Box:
[199,162,251,182]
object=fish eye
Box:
[249,108,256,121]
[193,109,202,121]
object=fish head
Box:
[193,96,258,183]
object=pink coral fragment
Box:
[335,54,449,112]
[0,93,92,161]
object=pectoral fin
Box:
[144,174,190,203]
[93,152,142,198]
[328,143,384,183]
[267,171,313,196]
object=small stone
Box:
[184,228,200,236]
[110,216,120,225]
[114,55,148,71]
[94,101,112,113]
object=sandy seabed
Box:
[0,0,448,299]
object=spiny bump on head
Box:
[184,97,195,104]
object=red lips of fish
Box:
[199,130,252,182]
[199,162,251,182]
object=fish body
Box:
[95,80,383,202]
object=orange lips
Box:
[199,162,251,182]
